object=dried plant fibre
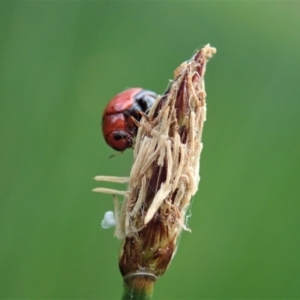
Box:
[94,44,216,296]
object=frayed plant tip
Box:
[93,44,216,292]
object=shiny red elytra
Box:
[102,88,157,151]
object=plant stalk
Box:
[122,274,156,300]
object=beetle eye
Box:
[113,132,127,141]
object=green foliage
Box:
[0,1,300,299]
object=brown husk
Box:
[94,44,216,281]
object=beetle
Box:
[102,88,157,151]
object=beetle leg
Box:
[131,116,142,127]
[138,110,150,121]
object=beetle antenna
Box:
[108,151,124,159]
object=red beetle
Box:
[102,88,157,151]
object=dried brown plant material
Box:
[94,44,216,287]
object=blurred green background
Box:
[1,1,300,299]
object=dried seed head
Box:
[94,44,216,282]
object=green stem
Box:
[121,275,155,300]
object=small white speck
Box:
[101,211,116,229]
